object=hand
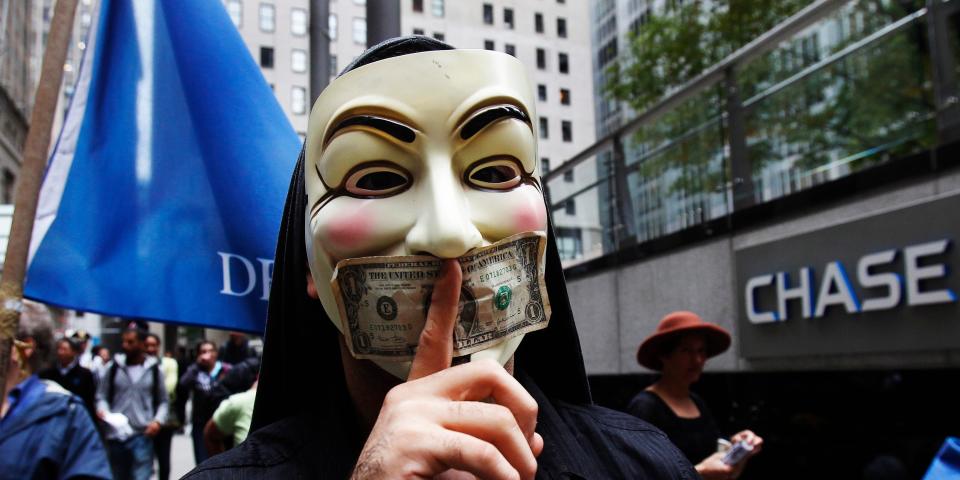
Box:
[730,429,763,457]
[350,260,543,480]
[144,420,161,437]
[695,452,737,480]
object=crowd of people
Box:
[0,303,260,480]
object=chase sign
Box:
[735,194,960,358]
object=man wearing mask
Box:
[39,337,97,422]
[96,327,168,480]
[185,37,695,479]
[178,340,232,464]
[1,301,111,479]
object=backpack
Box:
[106,361,162,414]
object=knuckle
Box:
[519,396,539,421]
[518,457,537,479]
[418,323,445,350]
[489,403,515,428]
[476,442,501,465]
[382,386,405,408]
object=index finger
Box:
[408,259,462,381]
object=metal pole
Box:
[725,68,754,211]
[309,0,330,107]
[366,0,400,47]
[0,0,78,395]
[925,0,960,148]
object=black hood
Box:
[251,37,591,432]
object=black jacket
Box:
[38,362,97,422]
[186,36,697,479]
[177,363,233,426]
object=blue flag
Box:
[26,0,300,333]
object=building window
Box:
[227,0,242,27]
[330,54,338,76]
[536,48,546,69]
[329,14,338,40]
[353,17,366,44]
[260,46,274,68]
[483,4,493,25]
[431,0,444,17]
[2,169,14,204]
[433,32,445,41]
[291,8,307,35]
[561,120,572,142]
[292,86,307,114]
[563,168,574,182]
[556,228,582,260]
[505,44,515,56]
[414,28,425,35]
[560,88,570,105]
[504,8,514,29]
[541,158,550,175]
[535,13,544,33]
[539,117,548,139]
[558,52,569,74]
[292,49,307,73]
[484,39,494,50]
[557,18,567,38]
[564,199,576,215]
[537,84,547,101]
[259,4,275,32]
[413,0,423,12]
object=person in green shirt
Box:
[204,381,256,455]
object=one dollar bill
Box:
[331,232,551,361]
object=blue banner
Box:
[26,0,300,333]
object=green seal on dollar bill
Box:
[494,285,512,311]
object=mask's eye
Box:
[345,164,411,197]
[467,158,523,190]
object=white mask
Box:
[304,49,548,378]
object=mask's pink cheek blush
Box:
[512,194,548,232]
[321,207,375,254]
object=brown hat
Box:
[636,311,731,371]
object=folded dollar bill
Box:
[331,231,551,361]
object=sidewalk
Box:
[151,430,195,480]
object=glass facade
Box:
[556,0,943,267]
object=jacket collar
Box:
[0,380,74,442]
[114,353,157,369]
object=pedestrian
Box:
[203,380,257,456]
[0,300,111,479]
[38,337,97,421]
[184,36,697,479]
[177,340,231,464]
[69,329,94,370]
[96,327,169,480]
[628,311,764,480]
[90,345,111,380]
[218,332,256,365]
[145,333,179,480]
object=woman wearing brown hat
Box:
[628,311,763,480]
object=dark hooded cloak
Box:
[185,37,696,480]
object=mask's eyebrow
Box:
[324,115,416,146]
[458,105,531,140]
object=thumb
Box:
[408,259,462,381]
